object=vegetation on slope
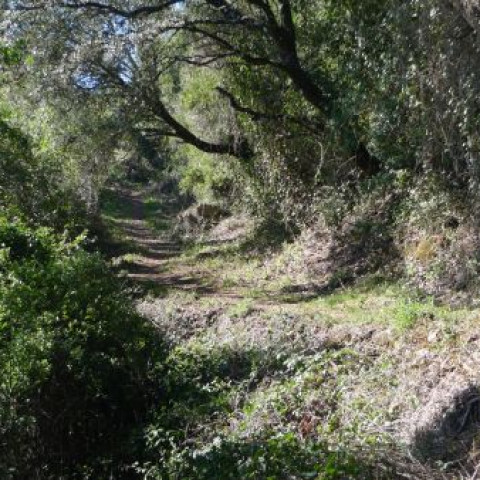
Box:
[2,1,480,478]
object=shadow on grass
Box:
[99,188,136,220]
[148,340,398,479]
[239,217,296,254]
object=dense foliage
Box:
[1,1,478,229]
[0,219,166,479]
[1,1,480,478]
[0,218,376,479]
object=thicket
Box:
[0,46,367,478]
[0,218,168,479]
[2,0,480,477]
[5,1,479,231]
[0,215,372,479]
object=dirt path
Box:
[107,187,305,308]
[112,189,217,293]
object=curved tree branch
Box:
[11,0,183,18]
[147,91,253,160]
[216,86,323,133]
[13,0,379,174]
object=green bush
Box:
[0,112,89,234]
[145,432,364,480]
[0,219,166,479]
[178,146,237,204]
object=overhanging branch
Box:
[216,86,323,133]
[11,0,182,18]
[145,89,253,160]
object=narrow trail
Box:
[108,187,295,307]
[113,189,217,293]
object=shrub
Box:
[144,432,365,480]
[178,146,237,205]
[0,219,166,479]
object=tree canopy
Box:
[3,2,480,479]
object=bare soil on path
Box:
[107,189,237,297]
[109,189,219,293]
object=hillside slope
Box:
[101,186,480,479]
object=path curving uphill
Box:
[106,188,214,293]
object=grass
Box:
[116,195,472,337]
[143,195,174,233]
[97,188,143,257]
[100,185,480,478]
[139,281,453,478]
[291,284,468,332]
[99,188,134,220]
[157,217,469,334]
[225,298,255,318]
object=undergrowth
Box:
[0,215,391,479]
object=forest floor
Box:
[100,184,480,479]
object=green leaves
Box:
[0,219,166,479]
[0,40,27,67]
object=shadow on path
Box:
[109,189,214,293]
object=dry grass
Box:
[107,187,480,478]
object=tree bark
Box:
[149,93,253,161]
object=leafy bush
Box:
[178,146,238,204]
[0,110,89,233]
[0,219,166,479]
[147,433,363,480]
